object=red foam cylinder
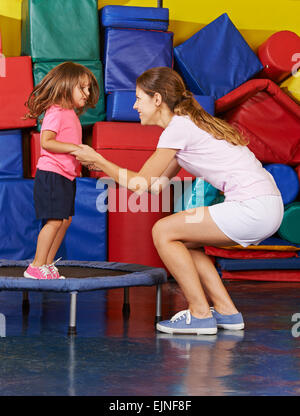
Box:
[258,31,300,83]
[296,165,300,183]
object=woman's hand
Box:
[87,163,102,172]
[71,144,101,166]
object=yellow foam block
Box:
[280,70,300,104]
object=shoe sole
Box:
[156,323,218,335]
[217,323,245,330]
[23,272,65,280]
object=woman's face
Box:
[73,75,90,108]
[133,86,159,125]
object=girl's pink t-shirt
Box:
[37,105,82,181]
[157,115,281,202]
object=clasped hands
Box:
[71,144,102,171]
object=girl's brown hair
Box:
[136,67,248,146]
[24,61,99,118]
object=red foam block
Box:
[90,121,194,180]
[215,79,300,165]
[0,56,36,129]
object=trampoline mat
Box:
[0,260,168,292]
[0,266,128,279]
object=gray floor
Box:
[0,279,299,396]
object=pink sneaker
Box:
[24,264,53,280]
[47,258,65,280]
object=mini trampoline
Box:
[0,260,168,335]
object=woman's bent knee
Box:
[152,219,167,247]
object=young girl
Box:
[71,67,283,335]
[24,62,99,280]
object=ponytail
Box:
[174,90,248,146]
[137,67,248,146]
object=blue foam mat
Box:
[101,5,169,31]
[216,257,300,271]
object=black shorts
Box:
[34,169,76,220]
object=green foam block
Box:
[33,60,106,128]
[22,0,100,62]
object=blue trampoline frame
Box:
[0,260,168,335]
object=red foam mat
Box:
[221,269,300,282]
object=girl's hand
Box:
[71,144,100,165]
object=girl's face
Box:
[73,75,90,108]
[133,86,160,125]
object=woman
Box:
[72,67,283,335]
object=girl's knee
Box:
[46,219,63,229]
[63,217,72,228]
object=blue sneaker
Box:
[211,308,244,330]
[156,310,217,335]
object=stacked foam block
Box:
[172,14,300,281]
[93,6,174,269]
[0,0,107,261]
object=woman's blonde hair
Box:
[24,61,99,119]
[136,67,248,146]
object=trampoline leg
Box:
[68,291,77,336]
[155,284,162,324]
[122,287,130,318]
[22,291,30,314]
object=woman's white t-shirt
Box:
[156,115,280,202]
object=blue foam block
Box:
[0,130,23,178]
[174,13,263,99]
[101,5,169,31]
[0,179,41,260]
[106,91,138,122]
[57,178,107,261]
[194,95,215,115]
[106,92,215,122]
[264,164,300,205]
[104,28,173,93]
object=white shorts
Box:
[208,195,284,247]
